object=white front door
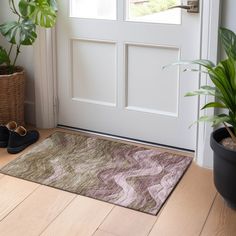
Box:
[57,0,201,150]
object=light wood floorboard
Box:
[148,164,217,236]
[200,194,236,236]
[0,175,39,221]
[100,206,156,236]
[0,128,235,236]
[93,229,117,236]
[0,185,75,236]
[0,149,20,168]
[41,196,113,236]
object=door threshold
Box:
[57,124,195,154]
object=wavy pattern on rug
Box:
[1,132,192,215]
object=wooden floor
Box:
[0,128,235,236]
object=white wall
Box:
[0,0,35,124]
[221,0,236,32]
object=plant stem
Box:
[12,45,21,68]
[9,0,22,71]
[223,122,236,144]
[8,44,13,57]
[10,0,21,17]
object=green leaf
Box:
[201,102,226,110]
[220,58,236,91]
[214,65,233,95]
[165,27,236,131]
[183,68,208,74]
[19,0,57,28]
[191,59,216,69]
[0,46,10,65]
[200,85,217,91]
[198,114,230,127]
[0,20,37,45]
[164,59,215,70]
[208,69,235,110]
[18,0,34,17]
[185,87,219,97]
[212,115,231,127]
[220,27,236,60]
[47,0,58,11]
[0,21,17,43]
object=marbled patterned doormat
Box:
[1,131,192,215]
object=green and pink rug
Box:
[1,131,192,215]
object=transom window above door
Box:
[70,0,181,24]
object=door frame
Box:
[34,0,221,168]
[196,0,222,168]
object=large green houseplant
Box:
[0,0,58,124]
[173,27,236,209]
[0,0,58,72]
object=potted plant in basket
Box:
[0,0,58,125]
[171,27,236,209]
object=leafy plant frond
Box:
[167,27,236,142]
[200,85,218,91]
[163,59,216,70]
[185,89,215,97]
[209,71,235,111]
[220,27,236,60]
[0,20,37,45]
[198,114,230,127]
[0,0,57,71]
[182,68,208,74]
[201,102,226,110]
[19,0,57,28]
[47,0,58,11]
[189,114,229,129]
[0,46,10,66]
[185,86,221,98]
[220,57,236,90]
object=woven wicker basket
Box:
[0,66,25,125]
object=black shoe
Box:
[7,126,40,154]
[0,121,17,148]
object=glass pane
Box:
[127,0,181,24]
[70,0,116,20]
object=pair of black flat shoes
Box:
[0,121,39,154]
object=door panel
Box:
[126,44,179,116]
[71,39,117,106]
[57,0,200,150]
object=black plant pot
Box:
[210,127,236,209]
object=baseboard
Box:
[24,101,35,125]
